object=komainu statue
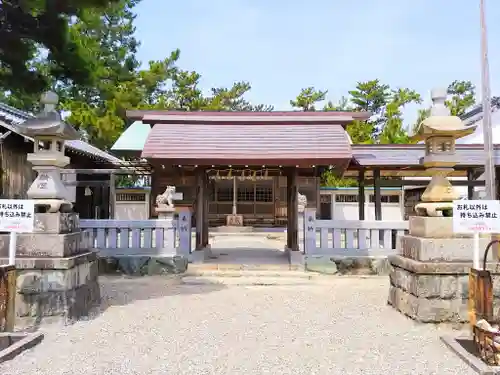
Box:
[298,191,307,213]
[156,186,176,208]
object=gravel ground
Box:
[1,276,475,375]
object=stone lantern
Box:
[411,88,476,216]
[15,91,80,213]
[0,91,100,327]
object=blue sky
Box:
[134,0,500,129]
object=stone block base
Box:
[4,252,101,329]
[0,231,85,258]
[98,255,188,276]
[399,235,493,262]
[408,216,471,238]
[16,281,100,329]
[388,255,500,323]
[33,212,80,234]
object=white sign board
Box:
[173,192,183,201]
[0,199,35,233]
[452,200,500,234]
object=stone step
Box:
[188,263,301,272]
[181,275,316,286]
[184,269,310,278]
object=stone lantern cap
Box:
[14,91,80,140]
[411,88,476,142]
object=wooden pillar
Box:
[358,169,365,220]
[93,185,101,219]
[202,170,209,247]
[286,167,298,251]
[373,168,382,220]
[273,176,279,225]
[150,167,158,218]
[195,168,204,250]
[109,173,116,219]
[467,168,475,200]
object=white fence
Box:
[80,211,192,257]
[302,208,409,255]
[80,209,408,258]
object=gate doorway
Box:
[203,230,290,268]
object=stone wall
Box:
[388,255,500,323]
[7,252,100,329]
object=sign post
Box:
[0,199,35,266]
[452,200,500,269]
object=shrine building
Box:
[111,110,500,249]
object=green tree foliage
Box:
[2,0,272,150]
[292,81,423,186]
[0,0,121,96]
[379,88,422,144]
[323,96,352,111]
[290,87,327,111]
[412,108,431,136]
[446,80,476,117]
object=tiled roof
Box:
[142,123,352,166]
[0,102,121,163]
[127,110,371,124]
[351,144,499,167]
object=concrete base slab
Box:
[0,332,44,364]
[189,250,205,264]
[441,335,500,375]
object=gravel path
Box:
[1,276,475,375]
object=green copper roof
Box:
[111,121,151,152]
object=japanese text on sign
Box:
[452,200,500,234]
[0,199,35,233]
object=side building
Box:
[0,102,122,219]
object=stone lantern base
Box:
[388,216,500,323]
[0,212,100,329]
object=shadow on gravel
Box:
[98,275,226,311]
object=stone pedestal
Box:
[0,212,100,328]
[388,216,495,323]
[226,214,243,226]
[156,206,190,269]
[157,206,175,250]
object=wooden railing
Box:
[302,208,409,255]
[80,219,179,257]
[0,265,15,332]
